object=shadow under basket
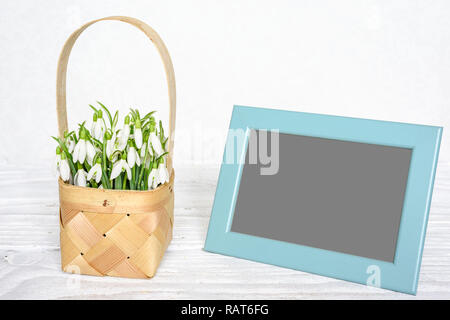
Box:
[59,172,174,278]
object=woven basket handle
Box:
[56,16,176,173]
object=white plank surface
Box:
[0,162,449,300]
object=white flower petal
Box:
[94,121,105,140]
[72,142,80,163]
[158,165,169,184]
[127,147,136,168]
[95,166,102,184]
[68,139,75,153]
[94,123,101,140]
[149,132,163,156]
[117,125,130,151]
[87,163,102,184]
[134,128,142,149]
[110,161,122,180]
[123,161,132,180]
[91,121,97,137]
[55,154,61,168]
[106,140,114,158]
[78,140,87,164]
[87,165,96,181]
[60,159,71,181]
[75,169,87,187]
[55,155,62,177]
[86,141,96,165]
[140,143,147,158]
[148,169,157,189]
[135,152,141,166]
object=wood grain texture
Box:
[0,163,449,299]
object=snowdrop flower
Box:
[140,133,153,159]
[90,113,98,137]
[140,142,147,159]
[85,140,96,166]
[87,158,102,184]
[111,153,132,180]
[74,164,88,187]
[94,110,106,140]
[134,118,143,149]
[127,145,141,168]
[145,155,151,169]
[148,130,163,156]
[67,136,75,153]
[157,158,169,185]
[148,163,158,189]
[116,115,130,151]
[55,147,62,174]
[73,129,96,165]
[72,129,87,163]
[59,152,71,182]
[105,131,114,158]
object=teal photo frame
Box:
[204,105,442,295]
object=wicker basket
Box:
[56,16,176,279]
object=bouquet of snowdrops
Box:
[53,102,170,190]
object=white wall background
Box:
[1,0,449,168]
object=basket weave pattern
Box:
[59,174,174,278]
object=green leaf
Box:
[52,136,77,176]
[122,171,127,189]
[135,166,140,187]
[144,167,150,190]
[77,121,88,139]
[84,129,103,149]
[112,111,119,129]
[89,104,99,114]
[159,120,165,143]
[155,151,168,162]
[97,101,113,128]
[136,151,149,188]
[130,166,136,190]
[101,136,111,189]
[129,108,137,121]
[162,137,168,150]
[142,111,156,121]
[115,173,122,190]
[101,171,110,189]
[109,150,122,162]
[83,161,92,172]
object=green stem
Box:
[83,161,91,175]
[135,166,140,187]
[122,172,127,190]
[101,138,110,189]
[137,152,148,187]
[130,166,136,190]
[52,136,76,176]
[115,173,122,190]
[101,171,109,189]
[144,167,150,190]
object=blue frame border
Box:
[204,105,442,295]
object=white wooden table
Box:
[1,163,449,299]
